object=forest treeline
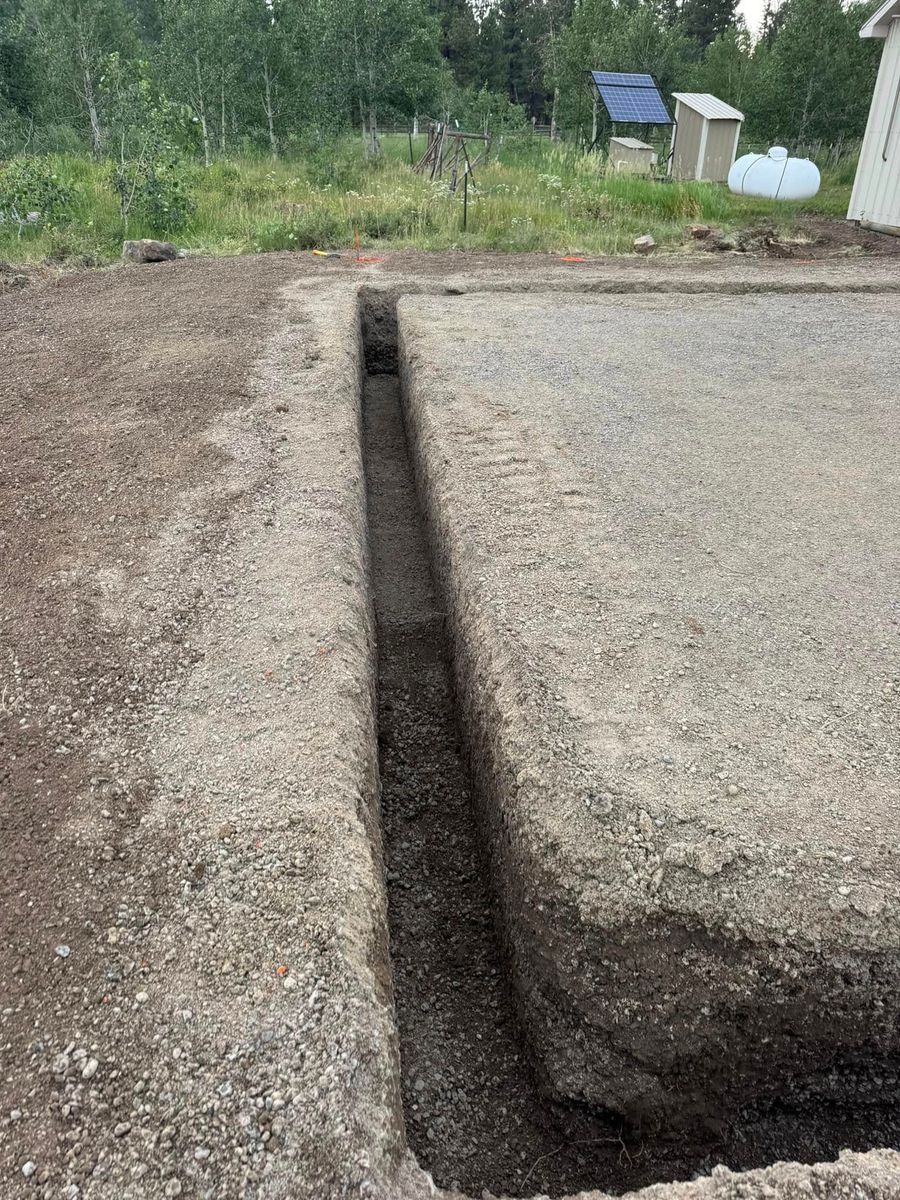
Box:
[0,0,885,163]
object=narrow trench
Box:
[359,296,900,1199]
[361,367,625,1199]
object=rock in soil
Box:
[122,238,180,263]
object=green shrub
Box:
[45,228,103,267]
[0,156,73,235]
[304,138,370,191]
[204,159,241,190]
[252,210,347,251]
[111,156,195,231]
[352,201,435,240]
[30,124,86,157]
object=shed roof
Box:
[672,93,744,121]
[609,136,654,150]
[860,0,900,38]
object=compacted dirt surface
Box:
[2,250,900,1200]
[0,259,409,1199]
[361,318,900,1200]
[1,255,301,1190]
[398,289,900,1166]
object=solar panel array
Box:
[590,71,674,126]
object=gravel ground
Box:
[399,291,900,1130]
[0,260,411,1199]
[2,253,900,1200]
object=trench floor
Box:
[361,364,900,1198]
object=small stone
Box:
[82,1057,99,1080]
[55,945,71,959]
[114,1121,132,1137]
[21,1161,36,1178]
[690,224,712,239]
[164,1181,183,1197]
[634,234,656,255]
[726,783,740,796]
[282,975,298,991]
[218,822,237,840]
[135,991,149,1004]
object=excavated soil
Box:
[2,253,900,1200]
[360,301,900,1197]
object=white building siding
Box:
[849,18,900,233]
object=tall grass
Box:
[0,134,855,267]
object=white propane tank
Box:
[728,146,821,201]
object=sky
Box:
[738,0,768,33]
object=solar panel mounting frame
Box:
[590,71,674,127]
[585,69,679,170]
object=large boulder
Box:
[122,239,180,264]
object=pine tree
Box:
[760,0,785,45]
[681,0,737,50]
[125,0,160,42]
[749,0,880,141]
[0,0,34,117]
[657,0,682,24]
[477,7,507,94]
[432,0,481,87]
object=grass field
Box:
[0,133,857,267]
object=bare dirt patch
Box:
[0,255,305,1190]
[3,253,900,1200]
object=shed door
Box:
[851,20,900,230]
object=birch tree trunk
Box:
[77,40,102,155]
[798,73,815,142]
[194,50,211,166]
[368,102,379,157]
[550,86,560,142]
[263,57,278,157]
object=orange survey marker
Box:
[560,255,586,263]
[355,224,384,265]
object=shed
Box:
[669,93,744,182]
[608,136,657,174]
[848,0,900,235]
